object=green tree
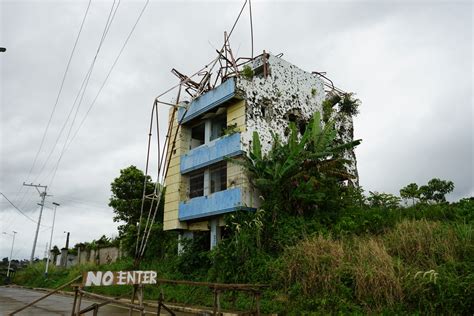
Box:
[419,178,455,203]
[400,183,420,205]
[109,165,156,235]
[109,165,171,259]
[51,245,60,256]
[367,191,401,209]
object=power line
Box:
[23,0,92,187]
[32,0,121,184]
[0,192,40,225]
[47,0,151,189]
[15,0,92,207]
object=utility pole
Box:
[23,182,47,264]
[44,242,48,259]
[2,231,17,278]
[45,202,59,277]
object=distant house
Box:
[163,53,358,249]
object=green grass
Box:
[13,202,474,314]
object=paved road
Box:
[0,287,187,315]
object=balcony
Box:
[178,187,252,221]
[180,132,243,174]
[178,78,238,124]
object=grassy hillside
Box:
[13,113,473,314]
[14,200,473,314]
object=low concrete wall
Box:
[59,246,122,267]
[98,247,120,265]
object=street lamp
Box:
[44,202,59,277]
[2,231,17,278]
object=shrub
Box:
[401,262,474,314]
[339,93,360,116]
[240,65,254,80]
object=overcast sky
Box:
[0,0,472,260]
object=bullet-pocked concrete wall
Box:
[237,55,325,153]
[236,54,358,182]
[163,54,358,232]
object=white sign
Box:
[83,270,157,287]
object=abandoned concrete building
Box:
[163,53,358,249]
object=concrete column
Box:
[204,120,212,144]
[59,248,68,267]
[210,219,221,250]
[203,169,210,196]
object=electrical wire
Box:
[33,0,121,185]
[47,0,150,189]
[18,0,92,205]
[0,192,50,228]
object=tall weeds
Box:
[350,238,402,309]
[384,219,458,268]
[282,235,344,295]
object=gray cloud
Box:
[1,0,472,259]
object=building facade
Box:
[163,54,358,248]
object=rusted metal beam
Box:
[262,50,268,78]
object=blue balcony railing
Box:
[179,187,252,221]
[180,132,243,174]
[178,78,237,124]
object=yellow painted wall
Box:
[163,108,188,231]
[164,98,257,231]
[227,99,246,132]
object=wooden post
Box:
[217,290,221,315]
[157,291,162,316]
[138,284,144,316]
[255,291,261,316]
[71,286,79,316]
[129,284,137,316]
[75,287,83,316]
[212,288,218,316]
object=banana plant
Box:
[232,111,361,219]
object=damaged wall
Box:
[236,54,358,182]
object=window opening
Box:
[210,115,227,141]
[189,171,204,198]
[210,162,227,194]
[191,123,205,149]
